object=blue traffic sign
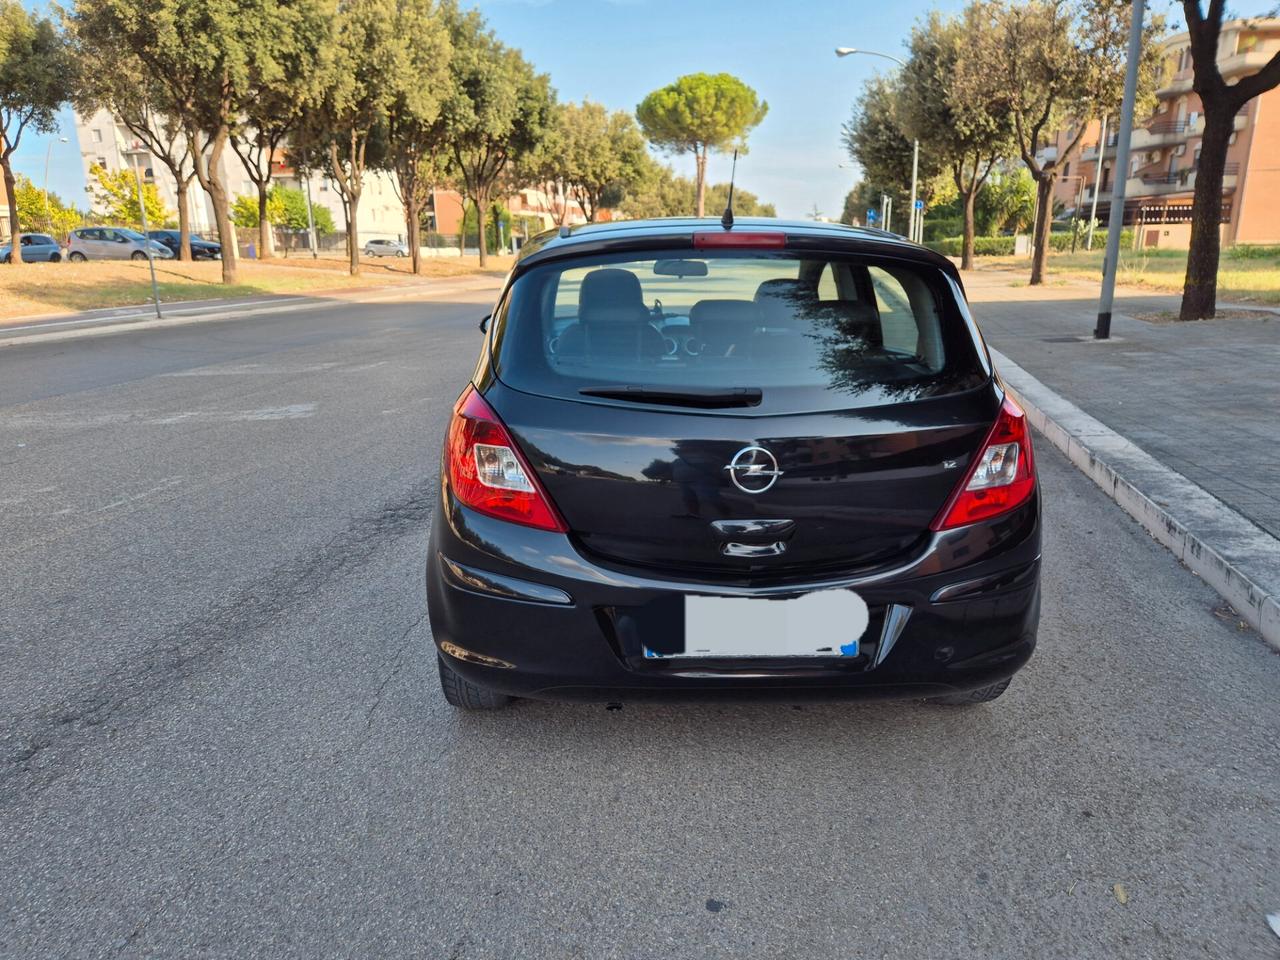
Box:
[866,209,878,224]
[914,199,924,210]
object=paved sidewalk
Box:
[965,268,1280,540]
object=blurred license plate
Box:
[644,590,868,659]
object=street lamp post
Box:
[122,146,163,319]
[836,47,918,242]
[42,136,69,231]
[1095,0,1145,340]
[1087,115,1109,250]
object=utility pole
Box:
[1095,0,1144,340]
[1087,115,1108,250]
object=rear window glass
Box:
[491,249,986,414]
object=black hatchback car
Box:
[426,218,1040,709]
[147,230,222,260]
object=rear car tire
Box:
[438,654,513,710]
[131,250,147,261]
[69,252,86,262]
[48,253,61,262]
[926,678,1011,706]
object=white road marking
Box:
[1,404,318,428]
[149,404,317,424]
[90,476,185,514]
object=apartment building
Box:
[74,108,408,245]
[1046,17,1280,248]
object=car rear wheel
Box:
[437,654,513,710]
[926,678,1011,706]
[131,250,147,261]
[69,252,86,262]
[48,253,61,262]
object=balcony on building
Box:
[1127,161,1239,198]
[1155,68,1194,98]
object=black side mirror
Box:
[479,313,490,333]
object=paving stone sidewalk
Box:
[963,267,1280,540]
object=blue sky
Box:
[16,0,1280,219]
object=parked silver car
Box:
[67,227,174,262]
[1,233,65,263]
[362,238,409,258]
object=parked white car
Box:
[363,238,409,258]
[67,227,175,261]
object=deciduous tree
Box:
[442,6,552,266]
[637,73,767,217]
[301,0,406,275]
[900,9,1013,269]
[88,163,170,227]
[842,75,948,231]
[0,1,72,264]
[229,0,330,261]
[956,0,1159,284]
[1178,1,1280,320]
[68,17,199,260]
[382,0,452,275]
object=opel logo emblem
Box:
[725,445,783,494]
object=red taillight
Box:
[931,397,1036,531]
[692,231,786,249]
[445,386,566,532]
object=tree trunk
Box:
[1030,176,1054,285]
[961,187,977,271]
[257,186,274,260]
[175,179,192,261]
[2,159,21,265]
[347,190,361,276]
[407,195,422,275]
[694,147,707,218]
[195,127,239,284]
[1180,108,1232,321]
[475,188,489,267]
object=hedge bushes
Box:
[925,229,1134,257]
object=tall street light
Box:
[43,136,69,231]
[1095,0,1145,340]
[835,47,919,242]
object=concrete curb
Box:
[0,276,502,349]
[991,347,1280,650]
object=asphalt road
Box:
[2,293,1278,959]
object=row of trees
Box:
[2,0,774,276]
[845,0,1157,281]
[843,0,1280,319]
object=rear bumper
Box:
[426,487,1041,702]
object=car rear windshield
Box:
[491,249,987,414]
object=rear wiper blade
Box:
[579,384,763,408]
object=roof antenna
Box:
[721,149,738,230]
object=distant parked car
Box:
[67,227,174,262]
[147,229,222,260]
[363,238,408,258]
[1,233,65,263]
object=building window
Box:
[92,129,103,143]
[1063,162,1070,177]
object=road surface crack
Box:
[365,612,427,729]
